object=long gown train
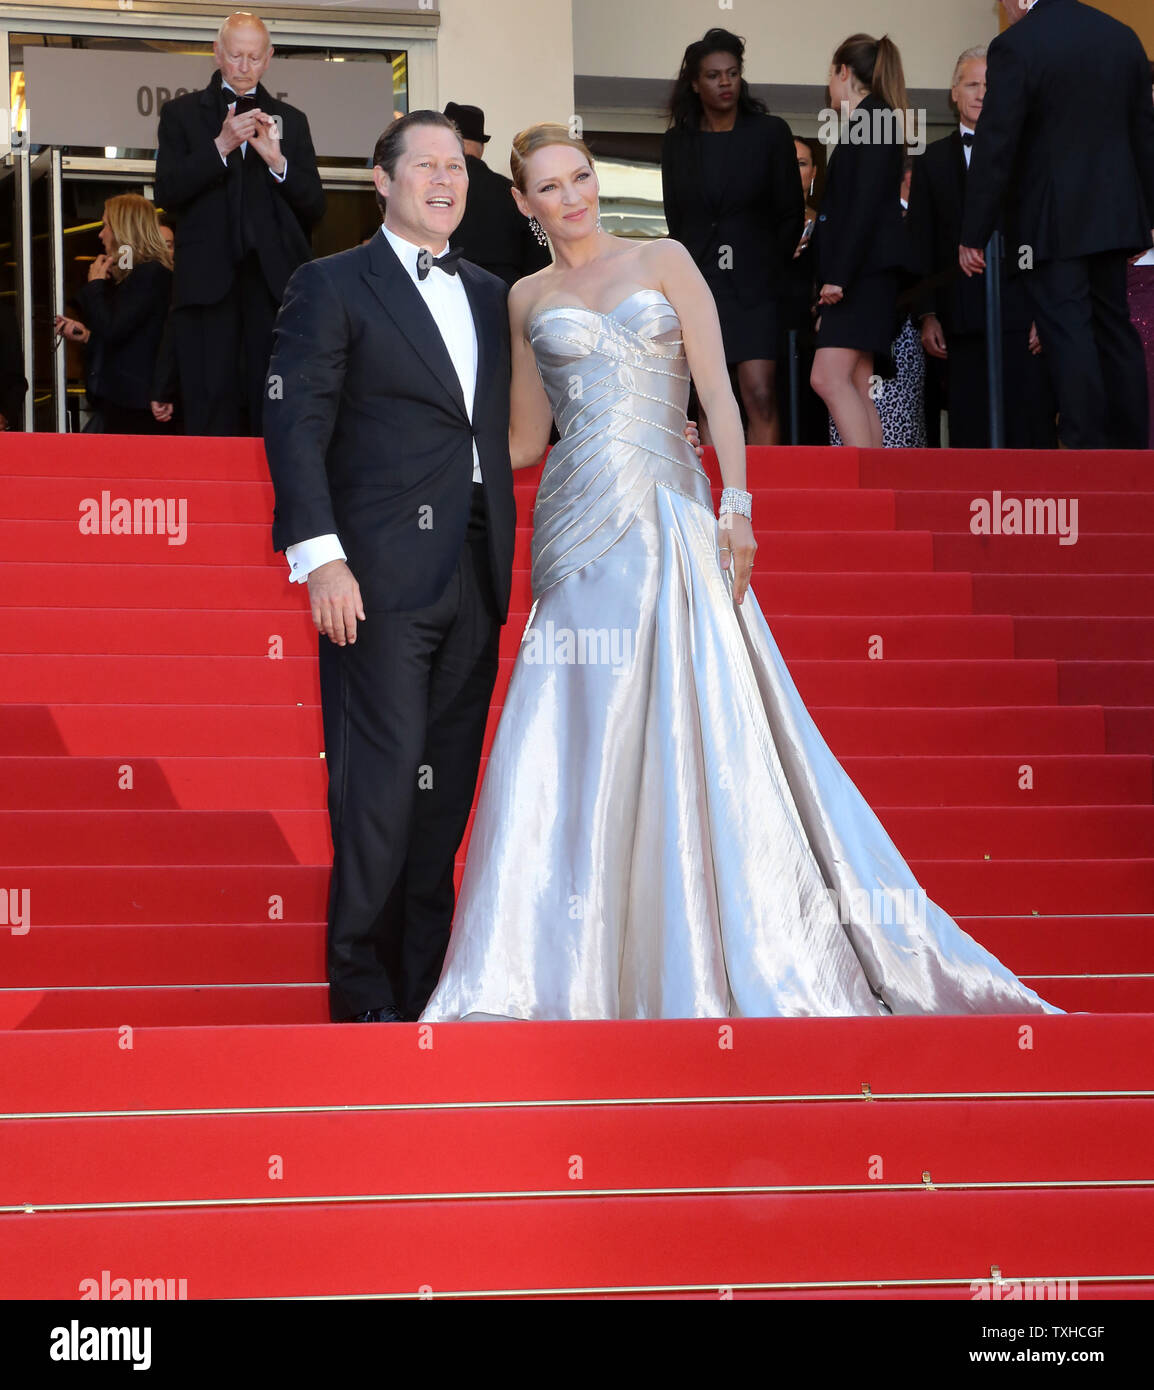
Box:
[421,287,1059,1021]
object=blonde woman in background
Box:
[56,194,173,434]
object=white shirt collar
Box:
[959,122,976,138]
[380,223,450,282]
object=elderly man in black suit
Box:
[155,10,325,436]
[443,102,551,287]
[907,45,1055,448]
[961,0,1154,449]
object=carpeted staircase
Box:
[0,434,1150,1297]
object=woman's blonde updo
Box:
[510,122,595,193]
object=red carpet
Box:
[0,434,1150,1298]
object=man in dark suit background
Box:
[264,111,516,1023]
[155,11,325,435]
[908,45,1055,448]
[961,0,1154,448]
[443,102,551,286]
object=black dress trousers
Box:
[320,484,501,1021]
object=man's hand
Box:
[683,418,703,459]
[818,283,844,306]
[1028,321,1043,356]
[920,314,948,359]
[307,558,366,646]
[214,107,262,159]
[151,401,174,422]
[959,245,985,277]
[88,255,114,283]
[247,112,286,175]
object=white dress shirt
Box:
[284,222,482,585]
[219,82,287,183]
[959,123,975,171]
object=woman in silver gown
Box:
[421,124,1057,1022]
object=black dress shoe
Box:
[351,1005,406,1022]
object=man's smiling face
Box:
[375,124,468,252]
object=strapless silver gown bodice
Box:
[421,289,1058,1020]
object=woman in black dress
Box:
[661,27,804,445]
[810,33,909,447]
[61,194,174,435]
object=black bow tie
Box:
[222,87,256,110]
[961,131,975,146]
[416,246,465,280]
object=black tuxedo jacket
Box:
[450,154,551,288]
[907,130,1033,335]
[962,0,1154,260]
[264,232,515,619]
[813,95,908,289]
[661,111,804,305]
[154,71,326,309]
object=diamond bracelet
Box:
[718,487,753,520]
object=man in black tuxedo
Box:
[444,102,551,287]
[907,45,1055,448]
[155,11,325,435]
[264,111,516,1022]
[960,0,1154,448]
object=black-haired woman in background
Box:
[662,27,804,445]
[810,33,909,447]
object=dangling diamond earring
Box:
[528,216,547,247]
[595,206,603,232]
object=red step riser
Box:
[1,610,1022,663]
[896,490,1154,533]
[6,805,1152,867]
[840,755,1153,807]
[0,810,332,865]
[5,1098,1150,1207]
[1014,618,1154,660]
[807,707,1105,756]
[1059,663,1154,706]
[3,923,325,986]
[3,1188,1151,1298]
[936,533,1154,574]
[909,858,1154,916]
[0,656,1065,709]
[0,522,939,573]
[5,917,1149,988]
[973,573,1154,617]
[6,859,1147,928]
[0,757,328,810]
[0,477,901,532]
[3,1016,1151,1112]
[861,448,1153,492]
[0,563,299,610]
[0,706,325,758]
[0,433,271,481]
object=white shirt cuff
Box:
[270,158,287,183]
[286,533,346,584]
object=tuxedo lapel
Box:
[362,232,470,423]
[459,262,499,430]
